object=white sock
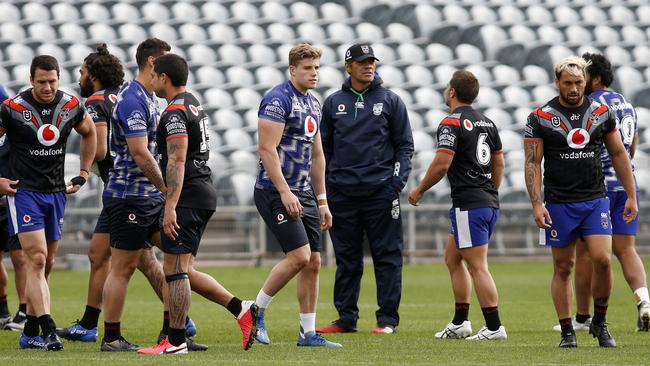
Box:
[634,287,650,304]
[300,313,316,336]
[256,289,273,309]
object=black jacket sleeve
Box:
[320,96,334,163]
[388,93,414,192]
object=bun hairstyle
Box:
[84,43,124,89]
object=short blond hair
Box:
[554,56,591,80]
[288,43,322,66]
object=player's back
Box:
[85,87,119,183]
[437,106,501,210]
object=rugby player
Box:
[253,44,341,347]
[0,55,97,350]
[408,70,507,341]
[136,53,257,354]
[524,56,638,348]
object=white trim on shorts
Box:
[455,208,472,249]
[539,228,546,246]
[7,196,18,234]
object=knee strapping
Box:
[165,272,189,283]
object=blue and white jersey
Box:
[104,80,162,198]
[590,89,637,191]
[256,80,321,192]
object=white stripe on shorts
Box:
[7,196,18,234]
[539,228,546,246]
[455,208,472,249]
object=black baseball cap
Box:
[344,43,379,63]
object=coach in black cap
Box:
[317,43,414,335]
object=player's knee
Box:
[88,249,109,269]
[305,255,321,274]
[288,250,311,271]
[554,260,573,279]
[10,251,25,269]
[591,254,611,271]
[28,252,47,272]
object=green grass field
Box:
[0,260,648,365]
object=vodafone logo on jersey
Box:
[108,94,118,103]
[189,104,200,116]
[463,119,473,131]
[37,124,60,146]
[304,115,317,137]
[566,128,590,149]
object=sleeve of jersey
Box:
[603,110,617,135]
[436,117,460,155]
[492,127,503,155]
[117,98,149,138]
[523,113,543,143]
[320,97,333,159]
[162,112,188,141]
[85,99,108,127]
[257,92,289,123]
[70,98,87,125]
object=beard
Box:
[79,79,94,98]
[560,92,582,106]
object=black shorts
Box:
[103,195,163,251]
[0,207,20,252]
[254,188,321,253]
[93,206,110,234]
[161,207,213,256]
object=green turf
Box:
[0,260,648,365]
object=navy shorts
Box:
[540,197,612,247]
[254,188,321,253]
[449,207,499,248]
[6,191,66,240]
[93,206,110,234]
[607,190,639,236]
[161,207,214,256]
[0,207,21,251]
[103,195,163,251]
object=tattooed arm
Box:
[127,136,167,194]
[162,136,188,240]
[524,141,551,229]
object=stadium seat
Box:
[175,24,204,44]
[233,88,261,109]
[171,2,200,22]
[548,45,573,65]
[638,5,650,24]
[22,2,50,23]
[212,109,243,131]
[392,87,413,107]
[260,2,289,22]
[632,84,650,109]
[5,44,34,65]
[408,110,424,130]
[51,3,79,23]
[208,24,237,44]
[87,23,117,44]
[11,64,30,83]
[318,66,344,89]
[412,87,443,109]
[506,150,525,172]
[230,150,259,175]
[224,67,254,89]
[139,2,169,22]
[479,25,509,60]
[0,67,9,84]
[219,44,247,66]
[230,1,259,22]
[81,3,110,23]
[222,128,254,152]
[397,43,426,65]
[200,2,229,22]
[349,0,375,17]
[321,3,350,23]
[499,5,526,24]
[208,151,230,181]
[148,23,178,44]
[616,66,644,98]
[442,4,470,23]
[434,64,457,88]
[195,66,225,87]
[430,24,461,49]
[412,130,435,153]
[0,3,20,24]
[118,23,148,45]
[466,64,492,86]
[565,25,592,45]
[27,23,57,43]
[593,25,621,45]
[0,23,26,42]
[484,107,513,130]
[636,107,650,130]
[372,43,396,64]
[248,44,277,65]
[290,2,318,22]
[622,26,647,44]
[316,44,337,65]
[37,44,66,64]
[386,23,414,43]
[188,44,217,66]
[580,5,608,25]
[203,88,234,109]
[514,107,532,127]
[508,25,537,44]
[267,23,296,44]
[376,65,404,87]
[492,65,520,85]
[405,65,433,88]
[605,45,632,66]
[526,4,553,24]
[425,43,454,65]
[475,87,501,108]
[238,23,266,44]
[361,4,392,29]
[455,44,484,65]
[59,23,87,43]
[553,5,579,24]
[531,85,556,104]
[243,108,258,132]
[356,22,384,44]
[500,130,523,152]
[413,4,442,38]
[296,23,326,44]
[501,86,531,107]
[255,66,284,88]
[425,109,449,132]
[640,48,650,67]
[231,172,256,206]
[609,4,636,24]
[538,25,565,43]
[327,23,356,44]
[111,3,140,23]
[470,5,498,23]
[67,44,93,66]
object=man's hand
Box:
[0,178,18,196]
[280,190,302,219]
[408,188,423,206]
[623,197,638,224]
[319,205,332,231]
[163,207,180,240]
[65,175,87,194]
[533,203,552,229]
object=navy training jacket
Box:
[320,76,414,193]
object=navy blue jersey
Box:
[85,88,119,183]
[104,80,161,198]
[524,97,616,203]
[590,89,637,191]
[0,89,86,192]
[256,80,321,192]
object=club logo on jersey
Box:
[189,104,200,116]
[373,103,383,116]
[601,212,609,229]
[128,213,136,221]
[551,116,561,128]
[566,128,590,149]
[463,119,473,131]
[620,114,635,145]
[22,110,32,121]
[37,124,60,146]
[108,94,117,103]
[23,215,31,223]
[304,115,317,137]
[550,229,558,238]
[60,109,70,121]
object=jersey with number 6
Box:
[436,106,502,210]
[156,91,216,210]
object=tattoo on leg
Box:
[138,250,164,302]
[169,256,191,329]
